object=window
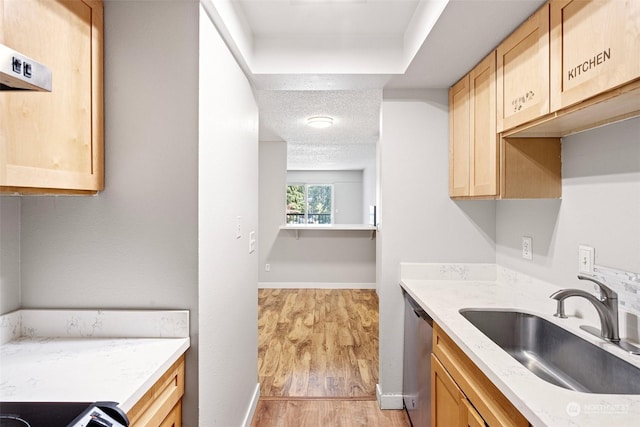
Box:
[286,184,333,224]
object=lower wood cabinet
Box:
[432,354,485,427]
[432,323,530,427]
[127,356,185,427]
[159,400,182,427]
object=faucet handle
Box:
[578,274,617,300]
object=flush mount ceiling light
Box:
[306,116,334,129]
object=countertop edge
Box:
[119,338,190,413]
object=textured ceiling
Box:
[257,89,381,170]
[257,89,381,145]
[287,143,376,171]
[211,0,546,169]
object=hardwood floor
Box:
[255,289,409,426]
[258,289,379,397]
[250,399,411,427]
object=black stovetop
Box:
[0,402,91,427]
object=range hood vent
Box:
[0,44,51,91]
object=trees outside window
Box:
[286,184,333,224]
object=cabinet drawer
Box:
[159,400,182,427]
[127,356,185,427]
[550,0,640,111]
[433,323,529,427]
[497,4,550,132]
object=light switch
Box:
[249,231,256,254]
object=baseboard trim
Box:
[258,282,376,289]
[376,384,404,410]
[242,383,261,427]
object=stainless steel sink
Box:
[459,309,640,394]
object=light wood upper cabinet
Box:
[450,51,560,200]
[449,75,471,197]
[469,52,498,197]
[550,0,640,112]
[497,4,550,132]
[0,0,103,194]
[449,52,498,198]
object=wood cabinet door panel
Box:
[0,0,103,193]
[463,399,486,427]
[433,323,530,427]
[550,0,640,111]
[432,354,466,427]
[128,357,185,427]
[497,4,550,132]
[449,75,471,197]
[469,52,497,197]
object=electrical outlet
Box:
[522,236,532,260]
[265,264,270,272]
[578,245,595,274]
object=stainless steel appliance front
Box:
[0,44,51,91]
[403,290,433,426]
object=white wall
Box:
[259,145,376,286]
[496,117,640,321]
[362,161,377,224]
[258,141,287,283]
[287,170,364,224]
[18,1,200,425]
[198,3,260,425]
[377,93,496,407]
[0,197,20,314]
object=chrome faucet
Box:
[550,274,620,343]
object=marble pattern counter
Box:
[400,263,640,427]
[0,309,190,413]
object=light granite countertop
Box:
[0,309,190,413]
[400,263,640,427]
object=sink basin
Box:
[459,309,640,394]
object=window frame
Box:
[286,183,334,225]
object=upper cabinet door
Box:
[469,52,497,197]
[0,0,104,194]
[496,4,550,132]
[550,0,640,112]
[449,75,471,198]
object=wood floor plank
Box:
[250,400,411,427]
[258,289,379,398]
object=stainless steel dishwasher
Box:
[403,289,433,427]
